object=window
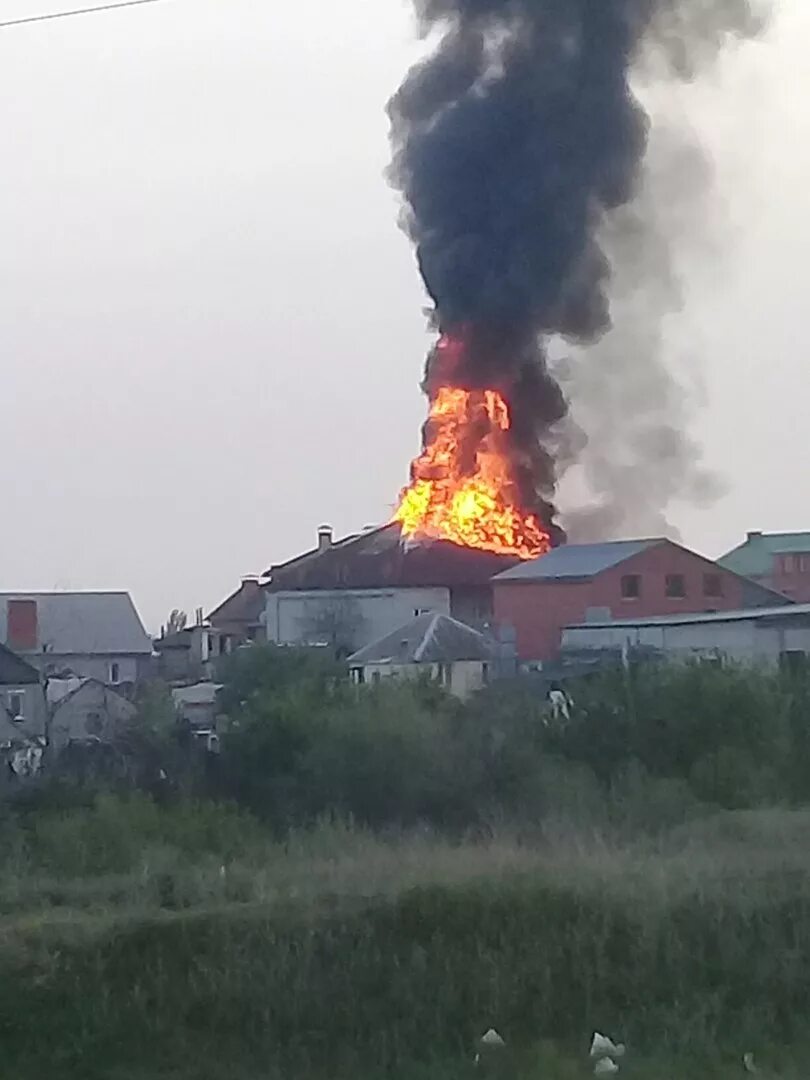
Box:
[780,651,808,675]
[703,573,723,598]
[666,574,686,599]
[8,693,23,722]
[109,662,120,685]
[621,575,641,600]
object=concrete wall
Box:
[24,653,142,686]
[562,617,810,667]
[356,659,488,700]
[51,682,136,750]
[0,684,46,739]
[265,588,450,652]
[494,541,770,663]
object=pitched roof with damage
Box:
[347,611,495,666]
[719,532,810,578]
[493,539,661,582]
[0,593,152,656]
[268,523,521,591]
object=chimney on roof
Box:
[317,525,333,553]
[747,531,763,542]
[7,599,38,651]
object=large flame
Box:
[394,378,552,560]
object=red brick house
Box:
[719,531,810,602]
[493,538,788,663]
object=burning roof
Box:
[267,523,520,592]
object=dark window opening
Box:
[703,573,723,598]
[666,574,686,599]
[621,575,641,600]
[780,651,808,675]
[8,693,23,721]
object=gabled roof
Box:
[268,523,520,592]
[0,643,40,686]
[719,531,810,578]
[494,539,661,582]
[347,612,495,666]
[0,593,152,656]
[48,677,136,714]
[207,578,267,627]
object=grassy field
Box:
[0,798,809,1078]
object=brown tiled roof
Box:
[268,523,520,591]
[207,579,267,627]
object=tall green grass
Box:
[0,798,809,1079]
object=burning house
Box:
[264,523,518,656]
[382,0,760,588]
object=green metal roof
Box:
[718,532,810,578]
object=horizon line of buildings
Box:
[2,527,809,741]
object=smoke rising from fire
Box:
[389,0,763,550]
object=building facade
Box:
[264,524,518,653]
[719,531,810,602]
[347,612,496,700]
[0,593,153,690]
[562,604,810,669]
[493,539,787,663]
[49,679,137,751]
[266,586,450,654]
[0,644,46,741]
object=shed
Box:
[562,603,810,669]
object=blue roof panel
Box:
[493,539,661,582]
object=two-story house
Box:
[493,538,788,663]
[719,531,810,602]
[0,592,153,692]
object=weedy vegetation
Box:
[2,650,810,1079]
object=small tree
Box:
[163,609,188,636]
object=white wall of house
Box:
[0,685,46,739]
[265,588,450,651]
[562,617,810,666]
[25,653,142,686]
[51,682,136,750]
[351,659,488,700]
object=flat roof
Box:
[567,603,810,631]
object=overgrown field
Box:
[0,796,809,1079]
[5,654,810,1077]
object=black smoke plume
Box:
[389,0,762,540]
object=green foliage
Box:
[1,810,810,1078]
[215,643,341,719]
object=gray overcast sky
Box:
[0,0,806,630]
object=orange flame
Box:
[394,384,552,559]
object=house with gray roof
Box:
[0,592,152,691]
[347,611,496,699]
